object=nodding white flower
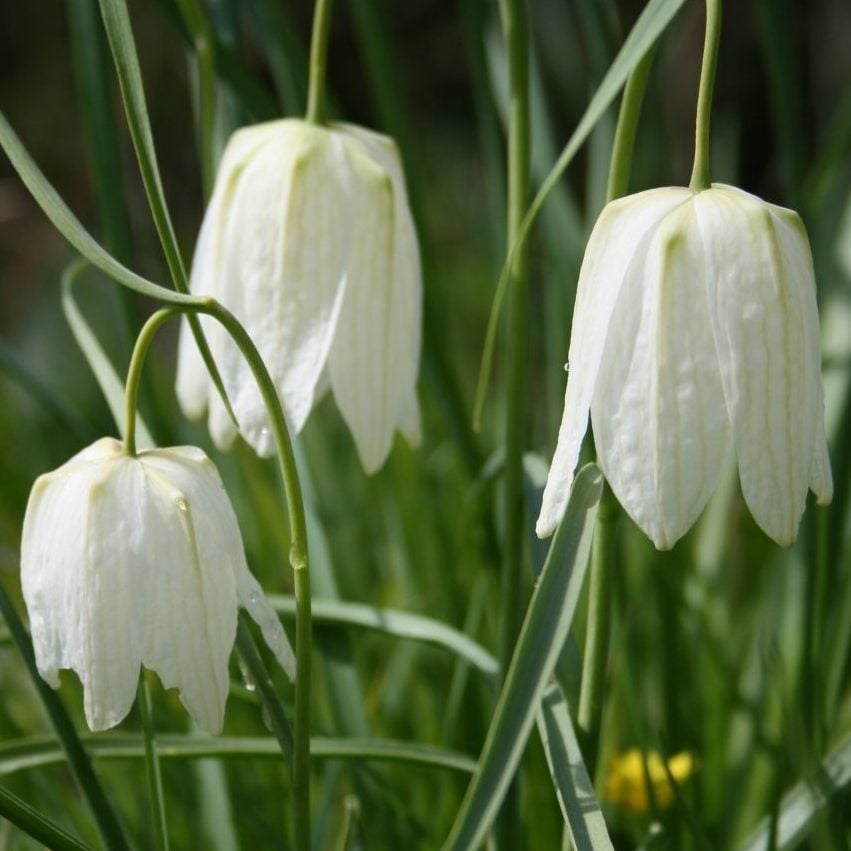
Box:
[537,184,833,550]
[20,437,294,733]
[176,118,422,473]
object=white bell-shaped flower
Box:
[20,437,294,733]
[537,185,833,549]
[176,119,422,473]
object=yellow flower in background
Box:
[20,438,294,734]
[604,748,698,814]
[537,184,832,549]
[176,118,422,473]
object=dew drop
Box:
[248,590,261,608]
[563,361,570,373]
[236,657,257,693]
[175,497,188,512]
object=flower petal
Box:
[136,448,241,733]
[536,187,692,538]
[591,200,731,550]
[697,187,816,545]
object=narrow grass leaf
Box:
[0,583,130,851]
[441,464,603,851]
[738,731,851,851]
[97,0,237,425]
[0,735,476,776]
[537,684,614,850]
[0,785,94,851]
[61,260,155,449]
[270,596,499,683]
[473,0,689,427]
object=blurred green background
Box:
[1,0,850,848]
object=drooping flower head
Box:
[21,437,294,733]
[176,119,422,473]
[537,185,832,549]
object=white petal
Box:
[328,138,401,473]
[591,200,731,550]
[536,187,692,538]
[697,187,815,545]
[135,448,241,733]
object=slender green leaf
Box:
[473,0,689,427]
[96,0,236,424]
[442,464,603,851]
[61,260,155,449]
[536,684,614,851]
[738,731,851,851]
[0,735,476,777]
[0,583,130,851]
[0,785,94,851]
[0,110,187,303]
[270,596,498,683]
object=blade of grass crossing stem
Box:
[234,615,295,766]
[0,785,95,851]
[62,260,156,449]
[441,464,603,851]
[0,735,477,777]
[537,684,614,851]
[473,0,689,428]
[738,731,851,851]
[0,584,130,850]
[96,0,237,427]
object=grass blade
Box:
[0,735,476,776]
[537,684,614,851]
[738,731,851,851]
[0,785,94,851]
[441,464,603,851]
[270,596,498,684]
[473,0,689,427]
[0,583,130,850]
[97,0,236,424]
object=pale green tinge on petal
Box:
[592,202,731,550]
[536,187,692,538]
[697,187,816,546]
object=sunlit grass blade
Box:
[0,785,95,851]
[0,584,130,851]
[472,0,689,428]
[738,731,851,851]
[536,684,614,850]
[0,735,476,776]
[97,0,237,426]
[62,259,155,449]
[442,464,603,851]
[270,596,498,683]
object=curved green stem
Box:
[305,0,335,124]
[124,300,312,850]
[689,0,722,191]
[123,308,180,457]
[138,674,170,851]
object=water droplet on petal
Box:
[175,497,188,512]
[248,590,260,607]
[564,361,570,373]
[236,657,257,693]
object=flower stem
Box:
[124,300,313,848]
[496,0,530,843]
[689,0,722,191]
[305,0,335,125]
[123,307,181,456]
[138,673,170,851]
